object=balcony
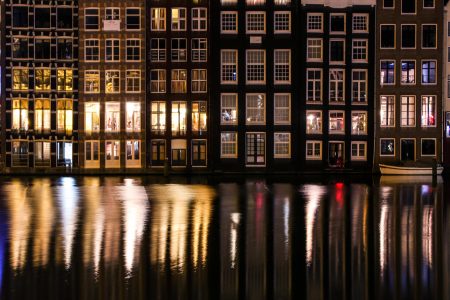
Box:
[103,20,121,31]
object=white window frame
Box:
[329,69,345,104]
[274,11,291,34]
[246,49,266,84]
[246,11,266,34]
[306,140,322,160]
[126,39,141,62]
[351,111,368,135]
[274,132,291,159]
[274,49,291,84]
[151,8,166,31]
[352,14,369,33]
[221,49,238,84]
[171,7,187,31]
[306,68,322,103]
[380,138,396,157]
[150,38,166,62]
[352,39,368,63]
[307,38,323,62]
[421,59,437,85]
[380,24,396,49]
[246,93,266,125]
[191,38,207,62]
[351,69,367,104]
[274,93,291,125]
[307,13,323,33]
[421,138,436,156]
[85,8,99,31]
[84,70,100,94]
[220,11,238,34]
[191,69,207,93]
[105,70,120,94]
[150,69,166,93]
[401,60,416,85]
[421,95,436,127]
[306,110,322,134]
[85,39,100,62]
[192,8,207,31]
[351,142,367,161]
[126,70,141,93]
[380,60,396,85]
[329,38,345,65]
[380,95,396,127]
[221,132,238,158]
[105,38,120,62]
[329,110,345,135]
[105,140,120,168]
[221,93,238,125]
[400,95,416,127]
[125,7,141,31]
[330,13,346,34]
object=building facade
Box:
[443,0,450,167]
[375,0,443,167]
[3,0,78,171]
[147,0,210,172]
[78,0,145,171]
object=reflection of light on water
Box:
[422,205,433,269]
[119,185,148,276]
[57,177,79,269]
[283,197,290,255]
[230,213,240,269]
[303,185,326,267]
[379,187,393,276]
[7,181,31,271]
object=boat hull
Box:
[379,164,443,175]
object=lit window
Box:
[352,70,367,103]
[57,68,73,91]
[274,93,290,125]
[126,8,140,30]
[106,141,120,165]
[12,68,29,91]
[380,25,395,48]
[329,111,345,134]
[151,8,166,31]
[85,70,100,93]
[35,99,51,133]
[246,12,266,34]
[151,140,166,166]
[246,50,266,84]
[85,102,100,134]
[380,96,395,127]
[422,60,436,84]
[246,93,265,125]
[126,140,140,167]
[380,60,395,84]
[171,101,187,136]
[85,39,99,61]
[221,94,238,125]
[192,8,207,31]
[306,110,322,134]
[352,40,368,62]
[150,69,166,93]
[85,8,99,30]
[221,50,238,84]
[192,140,207,167]
[246,0,265,5]
[85,141,100,166]
[105,102,120,132]
[192,69,207,93]
[57,99,73,135]
[329,69,345,103]
[105,39,120,61]
[274,0,290,4]
[192,101,207,134]
[12,99,28,131]
[380,139,395,156]
[151,101,166,134]
[330,39,345,63]
[307,13,323,32]
[274,12,290,33]
[221,132,238,158]
[351,142,367,161]
[105,70,120,93]
[171,38,187,62]
[274,133,290,158]
[150,38,166,62]
[221,12,238,33]
[35,141,51,167]
[351,111,367,135]
[330,14,345,33]
[421,139,436,156]
[126,39,141,61]
[274,49,291,84]
[56,142,72,167]
[401,61,416,84]
[221,0,238,5]
[306,69,322,103]
[192,38,207,62]
[126,102,141,132]
[12,141,29,167]
[35,68,51,92]
[402,24,416,48]
[306,141,322,160]
[307,38,322,62]
[421,96,436,127]
[171,69,187,93]
[352,14,368,33]
[401,96,415,127]
[126,70,141,93]
[171,8,186,31]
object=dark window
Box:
[12,37,28,59]
[384,0,394,7]
[330,15,345,32]
[57,38,73,60]
[448,22,450,36]
[381,25,395,48]
[57,8,73,29]
[402,25,415,48]
[448,47,450,63]
[380,139,395,155]
[423,0,434,7]
[12,6,28,28]
[151,141,166,166]
[422,25,436,48]
[402,0,416,13]
[85,8,99,30]
[126,8,140,30]
[330,40,344,62]
[192,140,207,166]
[35,38,51,60]
[34,7,51,29]
[421,139,435,155]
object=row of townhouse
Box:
[0,0,447,174]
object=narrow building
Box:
[212,0,298,173]
[78,0,145,172]
[147,0,209,171]
[301,0,375,172]
[443,0,450,168]
[375,0,443,168]
[3,0,78,171]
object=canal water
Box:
[0,176,447,300]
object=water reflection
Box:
[0,176,447,299]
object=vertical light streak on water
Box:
[379,186,393,277]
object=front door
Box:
[329,142,344,167]
[401,139,415,161]
[246,133,265,166]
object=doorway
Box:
[329,142,344,167]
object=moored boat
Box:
[379,164,443,175]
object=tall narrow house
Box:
[375,0,443,168]
[211,0,298,173]
[78,1,145,171]
[443,0,450,167]
[147,0,209,171]
[4,0,78,171]
[301,0,375,172]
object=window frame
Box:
[380,138,396,157]
[274,93,291,125]
[273,49,291,85]
[421,138,436,156]
[221,93,238,125]
[380,95,396,127]
[305,140,322,160]
[351,142,367,161]
[246,11,266,34]
[221,132,238,158]
[220,11,238,34]
[274,132,291,159]
[274,11,291,34]
[246,93,266,125]
[400,95,416,127]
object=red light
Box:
[335,182,344,189]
